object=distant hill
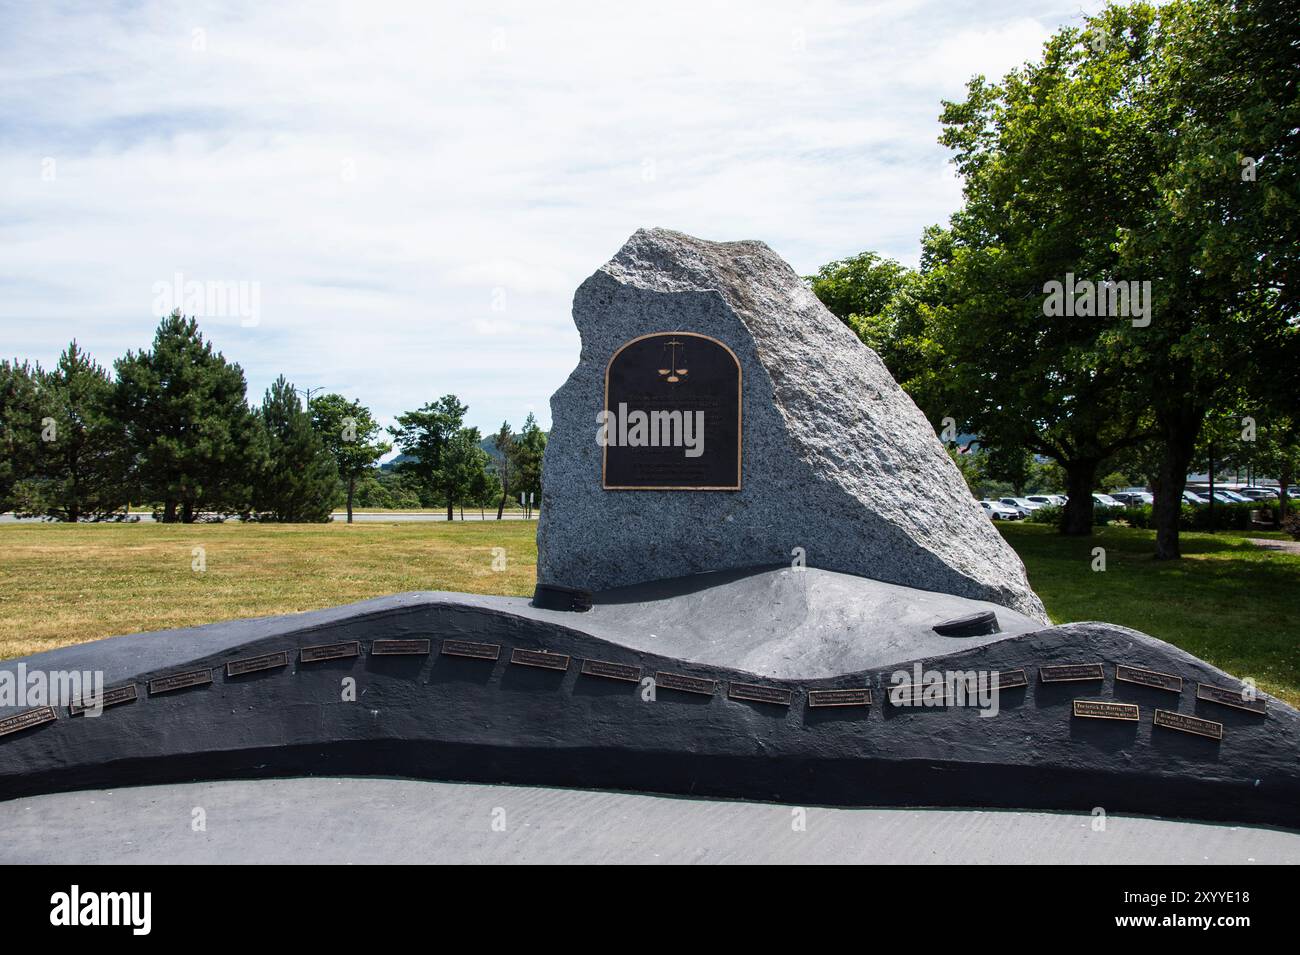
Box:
[381,434,532,471]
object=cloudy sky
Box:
[1,0,1103,437]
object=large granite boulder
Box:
[538,228,1047,621]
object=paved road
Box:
[1,777,1294,864]
[0,512,536,524]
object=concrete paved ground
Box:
[2,777,1296,864]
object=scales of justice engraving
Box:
[602,331,742,491]
[657,338,688,383]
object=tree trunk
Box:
[346,473,355,524]
[1279,463,1293,519]
[497,493,506,520]
[1150,408,1202,560]
[1060,460,1098,536]
[181,500,194,524]
[163,500,178,523]
[446,500,454,522]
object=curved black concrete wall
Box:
[1,593,1297,829]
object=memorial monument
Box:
[1,229,1297,830]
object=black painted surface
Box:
[1,593,1297,829]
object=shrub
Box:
[1283,512,1300,541]
[1028,505,1062,524]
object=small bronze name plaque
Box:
[0,705,57,737]
[1040,663,1105,684]
[994,668,1028,690]
[1154,708,1223,740]
[226,650,290,677]
[728,682,792,706]
[510,648,570,671]
[441,640,501,661]
[1196,682,1266,715]
[1073,700,1139,721]
[581,659,641,682]
[807,687,872,707]
[1116,664,1182,693]
[655,671,715,696]
[889,682,950,706]
[149,668,213,695]
[372,639,431,656]
[69,683,138,716]
[300,641,360,663]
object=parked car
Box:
[1182,490,1209,505]
[1219,489,1252,503]
[1195,490,1245,505]
[980,500,1022,520]
[1111,491,1153,506]
[1239,487,1279,500]
[1026,494,1066,507]
[998,497,1041,517]
[1092,493,1124,509]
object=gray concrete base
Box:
[1,776,1295,864]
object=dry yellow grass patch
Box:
[0,521,536,659]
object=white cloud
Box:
[0,0,1105,434]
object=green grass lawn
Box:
[1,520,1295,706]
[998,522,1299,706]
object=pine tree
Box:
[0,359,41,513]
[114,312,260,521]
[252,377,339,522]
[491,421,515,519]
[18,342,130,521]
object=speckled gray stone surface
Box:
[538,228,1047,621]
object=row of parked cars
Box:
[978,486,1294,520]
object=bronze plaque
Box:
[807,687,872,708]
[1154,708,1223,740]
[0,705,57,737]
[69,683,138,716]
[226,650,290,677]
[889,682,950,706]
[655,671,716,696]
[1040,663,1105,684]
[728,682,792,706]
[581,659,641,682]
[441,639,501,661]
[602,332,742,490]
[1196,682,1266,715]
[510,648,570,671]
[994,668,1028,690]
[149,668,213,695]
[1073,700,1139,721]
[300,641,360,663]
[372,639,431,656]
[1115,664,1182,693]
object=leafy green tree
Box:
[0,359,40,513]
[809,252,912,337]
[389,395,495,520]
[809,253,952,420]
[1113,0,1298,556]
[931,5,1171,534]
[310,393,390,523]
[17,342,131,521]
[114,312,260,522]
[443,426,492,520]
[251,376,338,522]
